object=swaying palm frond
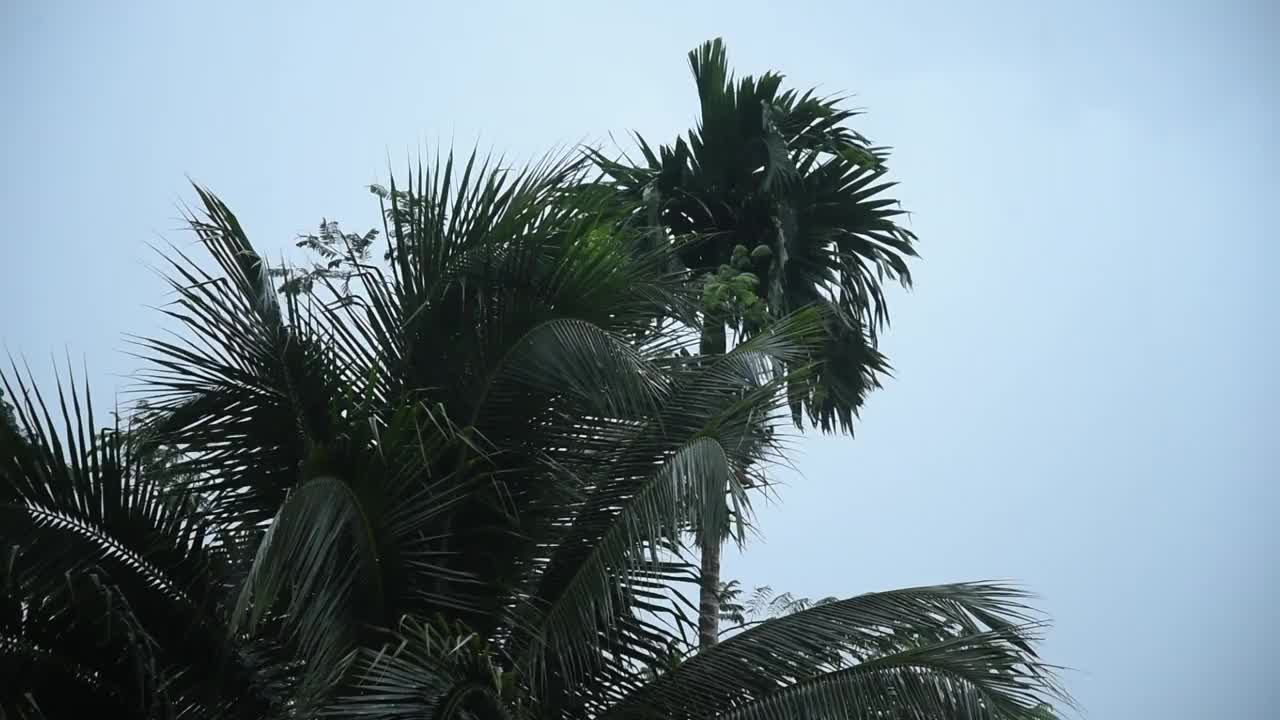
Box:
[2,550,165,720]
[320,616,515,720]
[135,188,338,532]
[338,582,1067,720]
[506,315,824,716]
[0,368,285,719]
[603,582,1065,720]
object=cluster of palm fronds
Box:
[1,39,1067,720]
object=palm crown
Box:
[3,156,1063,718]
[592,38,918,434]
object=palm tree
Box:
[3,151,1064,719]
[591,38,919,646]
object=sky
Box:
[2,0,1276,716]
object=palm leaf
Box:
[605,582,1066,720]
[0,366,284,718]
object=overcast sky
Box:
[3,1,1276,716]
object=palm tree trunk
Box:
[697,529,723,647]
[697,313,727,648]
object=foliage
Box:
[0,370,289,719]
[588,36,923,651]
[2,42,1066,719]
[718,580,840,627]
[0,388,16,432]
[590,38,919,434]
[2,150,1066,719]
[268,218,379,298]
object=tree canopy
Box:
[1,41,1068,720]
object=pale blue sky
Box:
[2,1,1276,716]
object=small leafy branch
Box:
[268,218,380,297]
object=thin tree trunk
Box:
[697,531,722,647]
[697,314,727,648]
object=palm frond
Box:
[135,189,341,531]
[709,627,1063,720]
[320,616,511,720]
[504,310,824,711]
[605,582,1065,720]
[0,366,284,719]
